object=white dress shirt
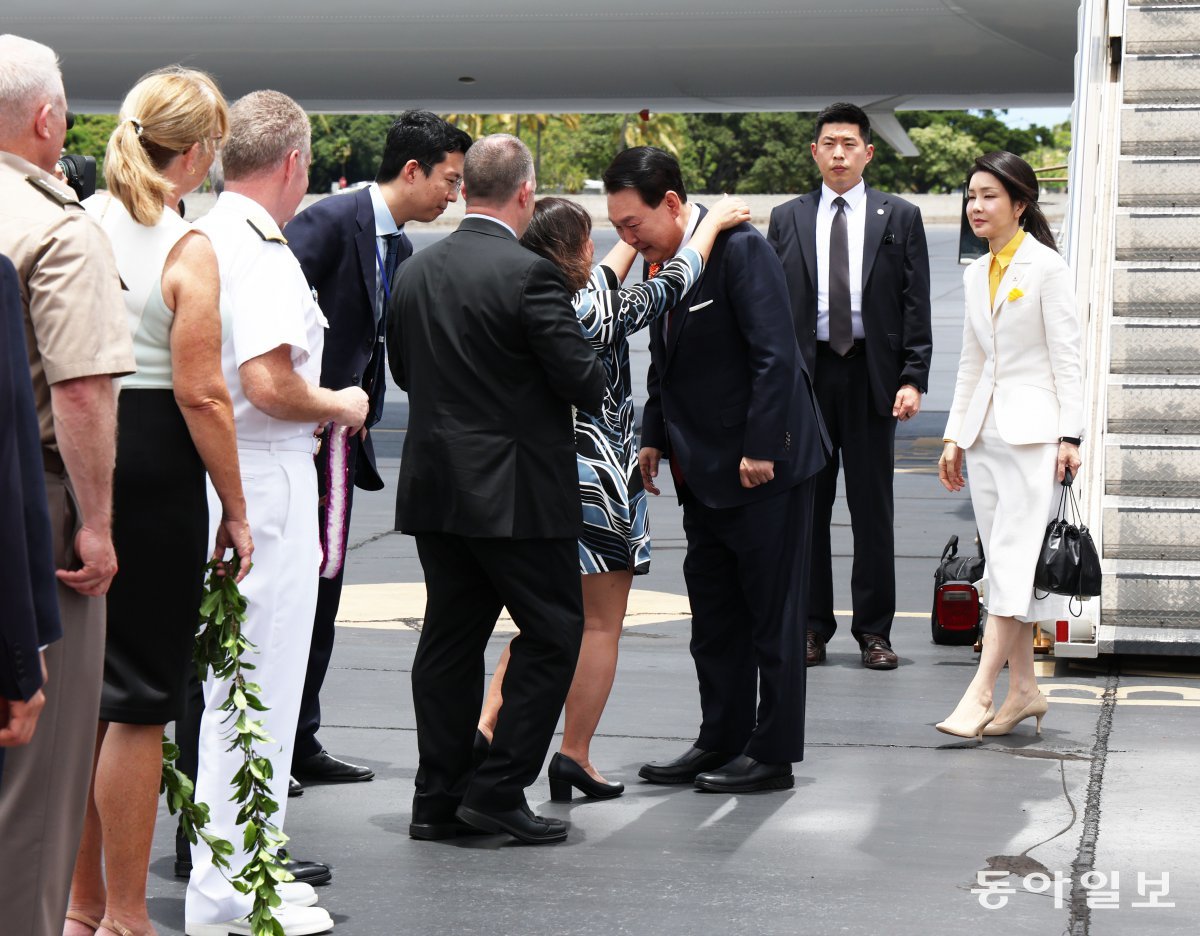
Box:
[464,212,518,239]
[660,203,703,341]
[815,179,867,341]
[368,182,402,319]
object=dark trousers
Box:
[810,342,897,643]
[174,668,203,861]
[411,533,583,816]
[682,478,815,764]
[294,439,359,762]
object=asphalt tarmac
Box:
[143,224,1199,935]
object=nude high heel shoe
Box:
[935,704,996,741]
[982,693,1049,736]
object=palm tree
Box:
[444,113,582,183]
[617,110,685,155]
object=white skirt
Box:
[966,405,1069,623]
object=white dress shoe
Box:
[185,902,333,936]
[279,880,319,906]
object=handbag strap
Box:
[1055,480,1071,522]
[1066,477,1085,529]
[942,535,959,563]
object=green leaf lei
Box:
[162,555,294,936]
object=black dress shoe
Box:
[410,797,498,841]
[861,635,898,670]
[409,816,492,841]
[455,802,567,844]
[292,749,375,783]
[694,754,794,793]
[174,848,332,885]
[289,776,304,797]
[807,630,827,666]
[547,752,624,801]
[638,746,735,784]
[277,849,333,886]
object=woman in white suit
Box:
[937,151,1083,740]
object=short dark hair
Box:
[520,197,593,294]
[813,102,872,145]
[463,134,533,205]
[602,146,686,209]
[376,110,472,184]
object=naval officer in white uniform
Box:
[185,90,368,936]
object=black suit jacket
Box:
[641,209,829,510]
[286,187,408,491]
[767,186,932,416]
[0,254,61,708]
[387,216,605,539]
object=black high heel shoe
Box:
[547,752,624,801]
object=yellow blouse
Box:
[988,228,1026,307]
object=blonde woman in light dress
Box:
[66,68,251,936]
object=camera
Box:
[56,153,97,201]
[57,110,97,202]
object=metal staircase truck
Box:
[1061,0,1200,656]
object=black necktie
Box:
[828,196,852,356]
[385,229,402,285]
[385,232,401,279]
[375,232,403,324]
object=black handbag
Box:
[931,533,985,645]
[1034,469,1102,612]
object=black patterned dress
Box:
[573,246,704,574]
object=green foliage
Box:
[904,125,981,193]
[191,556,294,936]
[162,736,234,872]
[70,109,1071,196]
[63,114,118,180]
[308,114,394,193]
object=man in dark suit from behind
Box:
[284,111,472,786]
[768,102,932,671]
[0,254,62,787]
[387,134,605,844]
[605,147,829,794]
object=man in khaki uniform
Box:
[0,34,135,934]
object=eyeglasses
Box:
[418,160,463,194]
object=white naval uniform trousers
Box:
[186,444,320,923]
[187,190,328,925]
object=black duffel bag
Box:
[931,533,986,645]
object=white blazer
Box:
[943,235,1083,449]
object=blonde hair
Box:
[104,66,228,225]
[0,34,64,141]
[221,90,310,182]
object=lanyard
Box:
[374,238,393,306]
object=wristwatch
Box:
[1059,436,1083,446]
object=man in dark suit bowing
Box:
[388,134,605,844]
[768,103,932,671]
[285,112,471,786]
[604,147,829,793]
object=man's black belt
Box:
[816,339,866,359]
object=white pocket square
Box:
[688,299,714,312]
